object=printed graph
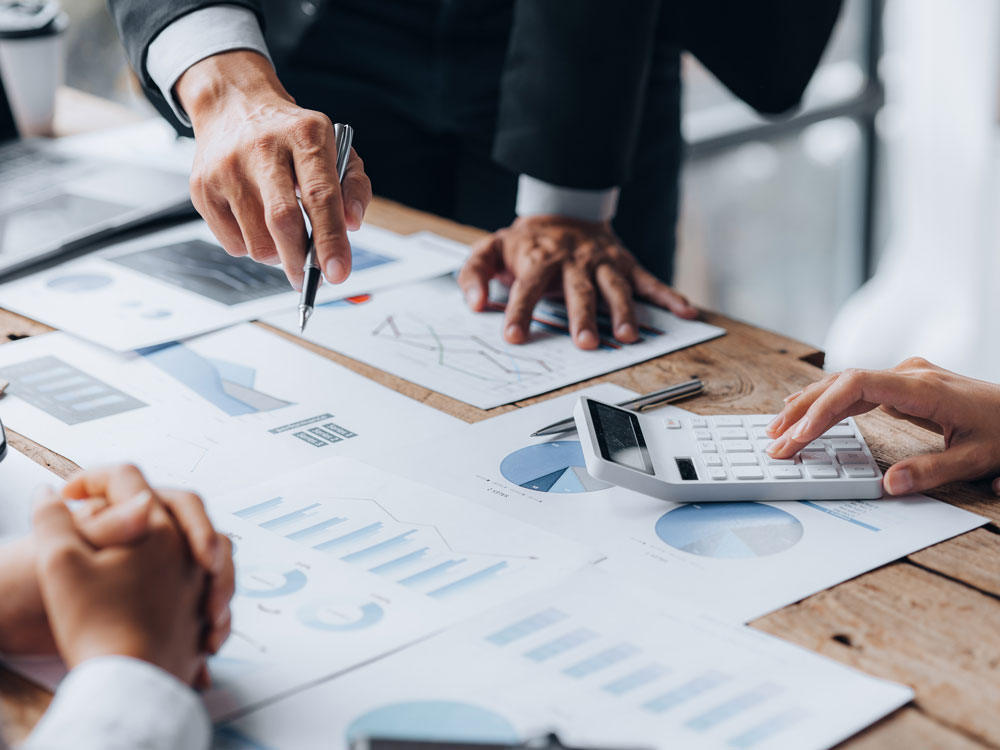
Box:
[297,596,384,632]
[500,441,610,493]
[654,503,804,559]
[345,701,519,745]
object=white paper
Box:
[0,447,62,541]
[0,223,467,351]
[0,325,459,498]
[370,385,988,622]
[263,276,725,409]
[50,119,197,174]
[223,569,911,750]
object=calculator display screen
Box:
[589,400,654,475]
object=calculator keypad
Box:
[675,415,878,483]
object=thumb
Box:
[884,444,981,496]
[77,489,154,549]
[457,235,502,312]
[32,487,90,561]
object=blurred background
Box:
[60,0,999,378]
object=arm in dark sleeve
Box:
[493,0,663,190]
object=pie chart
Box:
[237,567,308,598]
[45,273,114,293]
[655,502,803,559]
[297,596,384,632]
[345,701,519,745]
[500,441,610,493]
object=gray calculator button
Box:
[748,415,773,427]
[800,451,832,465]
[699,441,718,453]
[756,439,775,452]
[771,466,802,479]
[718,428,748,440]
[807,466,839,479]
[709,468,728,481]
[764,456,795,465]
[664,418,682,429]
[703,454,723,466]
[690,418,708,429]
[820,425,855,438]
[733,467,765,480]
[836,451,869,465]
[694,429,712,441]
[843,465,876,478]
[830,438,862,452]
[728,454,759,466]
[714,416,743,427]
[752,427,770,439]
[723,440,754,453]
[804,440,825,451]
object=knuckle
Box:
[900,356,931,370]
[247,132,279,155]
[301,181,336,207]
[291,111,332,146]
[265,201,303,232]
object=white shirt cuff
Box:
[147,5,272,128]
[515,174,620,222]
[24,656,210,750]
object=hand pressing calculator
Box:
[573,397,883,502]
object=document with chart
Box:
[0,324,459,497]
[264,275,725,409]
[375,384,987,622]
[222,569,911,750]
[0,448,61,542]
[0,222,467,351]
[203,456,591,719]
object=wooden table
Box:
[1,93,998,750]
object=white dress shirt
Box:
[23,655,210,749]
[146,5,620,223]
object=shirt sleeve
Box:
[23,656,210,750]
[146,4,273,127]
[515,174,621,223]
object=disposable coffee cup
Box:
[0,1,68,136]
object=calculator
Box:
[573,397,883,502]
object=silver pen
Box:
[529,379,704,437]
[298,123,355,333]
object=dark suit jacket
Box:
[109,0,842,190]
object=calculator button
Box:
[800,451,832,464]
[723,441,754,453]
[836,451,869,465]
[770,466,802,479]
[764,456,795,465]
[820,425,855,438]
[709,468,728,481]
[717,428,748,440]
[830,439,863,452]
[703,454,723,467]
[756,439,775,452]
[694,429,712,441]
[733,467,764,480]
[843,465,876,478]
[751,427,770,439]
[807,466,839,479]
[804,440,825,451]
[698,441,718,453]
[728,454,759,466]
[664,418,682,429]
[713,416,743,427]
[748,415,773,427]
[690,418,708,429]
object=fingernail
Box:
[325,258,346,283]
[349,200,364,227]
[291,279,303,292]
[791,417,812,440]
[505,324,521,342]
[127,489,154,510]
[578,330,598,348]
[886,468,913,496]
[766,415,783,436]
[617,323,636,341]
[784,390,802,403]
[466,286,483,307]
[766,437,785,457]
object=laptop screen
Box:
[0,64,17,142]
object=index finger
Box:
[504,265,557,344]
[63,464,153,505]
[156,489,223,575]
[33,488,90,561]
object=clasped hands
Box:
[0,465,234,688]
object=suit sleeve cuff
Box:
[147,4,273,128]
[25,656,210,750]
[515,174,620,222]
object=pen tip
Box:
[297,306,311,334]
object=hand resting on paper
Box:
[766,357,1000,496]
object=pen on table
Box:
[530,379,704,437]
[298,122,355,333]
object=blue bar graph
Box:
[643,671,729,713]
[728,708,807,748]
[428,561,509,598]
[564,643,641,678]
[687,684,782,731]
[486,609,568,646]
[603,664,669,696]
[313,522,383,552]
[524,628,599,662]
[286,516,347,541]
[234,497,283,519]
[341,530,417,562]
[369,548,430,574]
[260,503,321,530]
[398,559,467,587]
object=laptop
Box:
[0,65,194,280]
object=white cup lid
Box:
[0,1,67,39]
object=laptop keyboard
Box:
[0,142,83,207]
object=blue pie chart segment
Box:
[237,567,308,598]
[298,597,384,632]
[46,273,114,293]
[655,503,804,559]
[500,441,610,493]
[345,701,519,745]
